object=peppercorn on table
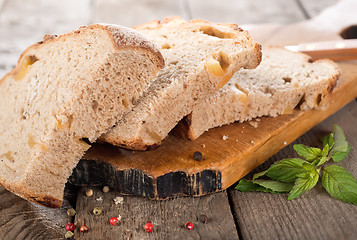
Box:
[1,0,357,239]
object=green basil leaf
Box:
[252,179,293,193]
[321,133,334,151]
[314,156,328,167]
[330,125,351,162]
[293,144,321,162]
[252,170,268,180]
[321,143,330,157]
[265,158,307,183]
[235,179,273,193]
[288,169,319,200]
[235,179,287,194]
[321,165,357,205]
[331,146,352,163]
[301,162,316,172]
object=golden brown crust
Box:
[0,24,165,208]
[99,24,164,69]
[134,16,245,37]
[0,179,62,208]
[1,24,165,86]
[99,135,155,151]
[102,17,262,150]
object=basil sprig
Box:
[236,125,357,205]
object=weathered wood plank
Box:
[74,187,238,239]
[0,187,71,240]
[229,101,357,240]
[188,0,306,24]
[0,0,91,77]
[92,0,186,27]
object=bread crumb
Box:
[250,140,255,143]
[201,144,206,148]
[241,131,244,133]
[249,121,259,128]
[236,139,239,142]
[117,214,122,221]
[222,135,229,140]
[284,141,287,145]
[96,197,103,201]
[114,196,124,205]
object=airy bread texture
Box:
[178,47,341,140]
[0,24,164,207]
[100,17,262,150]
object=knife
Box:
[285,39,357,61]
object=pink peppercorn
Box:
[144,221,154,233]
[65,223,75,232]
[185,221,194,230]
[110,217,119,226]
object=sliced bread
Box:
[100,17,262,150]
[176,47,341,140]
[0,24,164,207]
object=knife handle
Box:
[296,39,357,61]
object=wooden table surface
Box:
[1,0,356,239]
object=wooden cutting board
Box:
[70,62,357,200]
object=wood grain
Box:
[76,62,357,200]
[74,187,238,240]
[0,187,70,240]
[0,1,355,240]
[229,100,357,240]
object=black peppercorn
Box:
[193,151,203,161]
[199,214,208,224]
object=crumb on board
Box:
[222,135,229,140]
[248,121,259,128]
[284,141,287,145]
[236,139,238,142]
[96,197,103,201]
[250,140,255,144]
[114,196,124,205]
[201,144,206,148]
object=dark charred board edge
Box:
[156,170,222,199]
[69,159,222,200]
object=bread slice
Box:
[100,17,262,150]
[175,47,341,140]
[0,24,164,207]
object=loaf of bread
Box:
[100,17,262,150]
[175,47,341,140]
[0,24,164,207]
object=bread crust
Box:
[2,24,164,86]
[178,47,341,140]
[0,24,164,207]
[102,17,262,150]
